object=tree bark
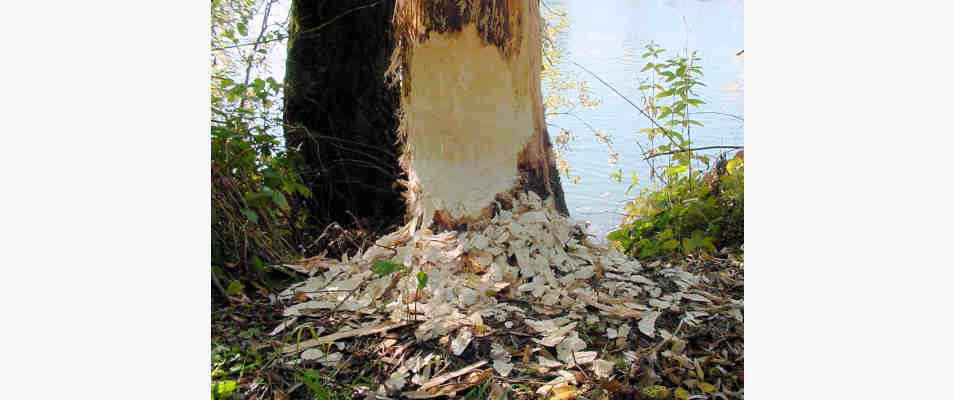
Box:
[284,0,405,231]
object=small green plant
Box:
[300,369,333,400]
[640,385,672,399]
[371,260,403,277]
[608,43,743,260]
[299,369,357,400]
[416,271,428,289]
[211,379,237,400]
[211,341,268,399]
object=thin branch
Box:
[213,35,287,51]
[298,1,382,38]
[548,111,654,172]
[570,61,686,151]
[693,111,744,122]
[211,1,381,51]
[644,145,742,160]
[238,0,276,110]
[539,0,566,17]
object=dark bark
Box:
[283,0,405,231]
[519,126,569,216]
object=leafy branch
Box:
[644,145,742,160]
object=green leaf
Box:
[271,191,289,210]
[251,256,266,273]
[244,191,271,208]
[657,106,672,120]
[610,169,623,182]
[662,239,680,250]
[212,379,237,399]
[240,208,259,224]
[226,280,244,296]
[371,260,402,277]
[262,168,282,188]
[300,369,331,400]
[607,229,627,242]
[665,164,688,177]
[726,158,743,175]
[416,271,428,289]
[658,228,674,240]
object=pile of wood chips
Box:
[273,192,743,399]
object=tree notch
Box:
[390,0,567,231]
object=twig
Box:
[694,111,744,122]
[213,35,287,51]
[570,61,685,151]
[418,360,488,391]
[548,111,654,172]
[643,146,742,160]
[238,0,276,111]
[297,1,382,38]
[539,0,566,17]
[282,322,409,354]
[211,1,383,51]
[211,271,229,298]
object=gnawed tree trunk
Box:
[284,0,405,231]
[285,0,566,237]
[391,0,568,231]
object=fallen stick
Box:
[417,360,488,392]
[577,293,643,319]
[283,321,409,354]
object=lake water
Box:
[544,0,744,239]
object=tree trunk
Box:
[391,0,568,230]
[285,0,567,234]
[284,0,405,231]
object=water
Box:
[545,0,744,239]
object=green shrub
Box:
[211,0,311,286]
[608,154,743,259]
[607,43,743,260]
[211,113,311,274]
